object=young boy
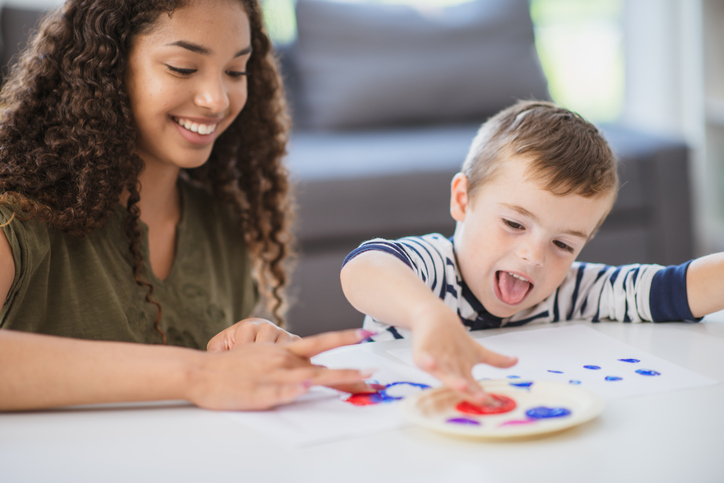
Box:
[340,100,724,405]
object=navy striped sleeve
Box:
[649,260,698,321]
[342,243,413,269]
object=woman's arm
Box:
[0,326,372,412]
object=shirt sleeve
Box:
[554,261,696,323]
[343,234,455,340]
[343,235,453,298]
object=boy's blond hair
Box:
[462,100,618,201]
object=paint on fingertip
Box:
[357,329,378,341]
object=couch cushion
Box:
[293,0,549,130]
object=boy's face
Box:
[450,156,614,318]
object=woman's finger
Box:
[287,329,375,359]
[254,323,282,343]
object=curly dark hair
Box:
[0,0,293,342]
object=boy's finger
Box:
[287,329,375,358]
[477,345,518,368]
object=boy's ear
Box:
[450,172,469,222]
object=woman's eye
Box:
[504,219,523,230]
[166,65,196,76]
[226,70,248,78]
[554,240,574,253]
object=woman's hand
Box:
[207,318,300,351]
[411,304,517,405]
[188,329,375,411]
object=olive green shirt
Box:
[0,178,257,349]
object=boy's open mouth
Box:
[495,271,533,306]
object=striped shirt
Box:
[343,233,696,341]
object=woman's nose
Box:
[194,74,230,113]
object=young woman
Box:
[0,0,372,411]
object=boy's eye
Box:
[166,65,196,76]
[504,219,524,230]
[553,240,574,253]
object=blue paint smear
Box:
[635,369,661,376]
[446,417,481,426]
[605,376,623,381]
[509,381,533,388]
[618,358,640,363]
[525,407,572,419]
[506,375,521,379]
[548,370,564,374]
[569,380,581,385]
[583,365,601,370]
[382,381,431,400]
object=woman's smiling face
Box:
[125,0,251,173]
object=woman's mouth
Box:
[495,271,533,306]
[172,116,218,135]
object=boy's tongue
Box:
[497,271,530,305]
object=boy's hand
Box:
[411,304,517,405]
[207,318,300,351]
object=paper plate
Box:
[402,379,605,438]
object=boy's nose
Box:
[518,240,545,267]
[194,75,230,113]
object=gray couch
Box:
[1,1,694,338]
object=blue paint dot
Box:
[636,369,661,376]
[548,370,564,374]
[569,380,581,385]
[506,375,521,379]
[510,381,533,388]
[525,407,572,419]
[605,376,623,381]
[584,365,601,370]
[618,358,640,363]
[446,417,481,426]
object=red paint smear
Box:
[345,392,383,406]
[456,394,517,415]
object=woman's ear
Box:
[450,172,469,222]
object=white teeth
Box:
[174,117,216,135]
[508,272,528,282]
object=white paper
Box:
[223,348,438,446]
[388,325,719,400]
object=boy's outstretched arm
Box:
[341,251,517,404]
[687,253,724,318]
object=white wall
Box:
[622,0,722,255]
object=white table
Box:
[2,315,724,483]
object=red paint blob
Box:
[455,394,517,415]
[345,392,385,406]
